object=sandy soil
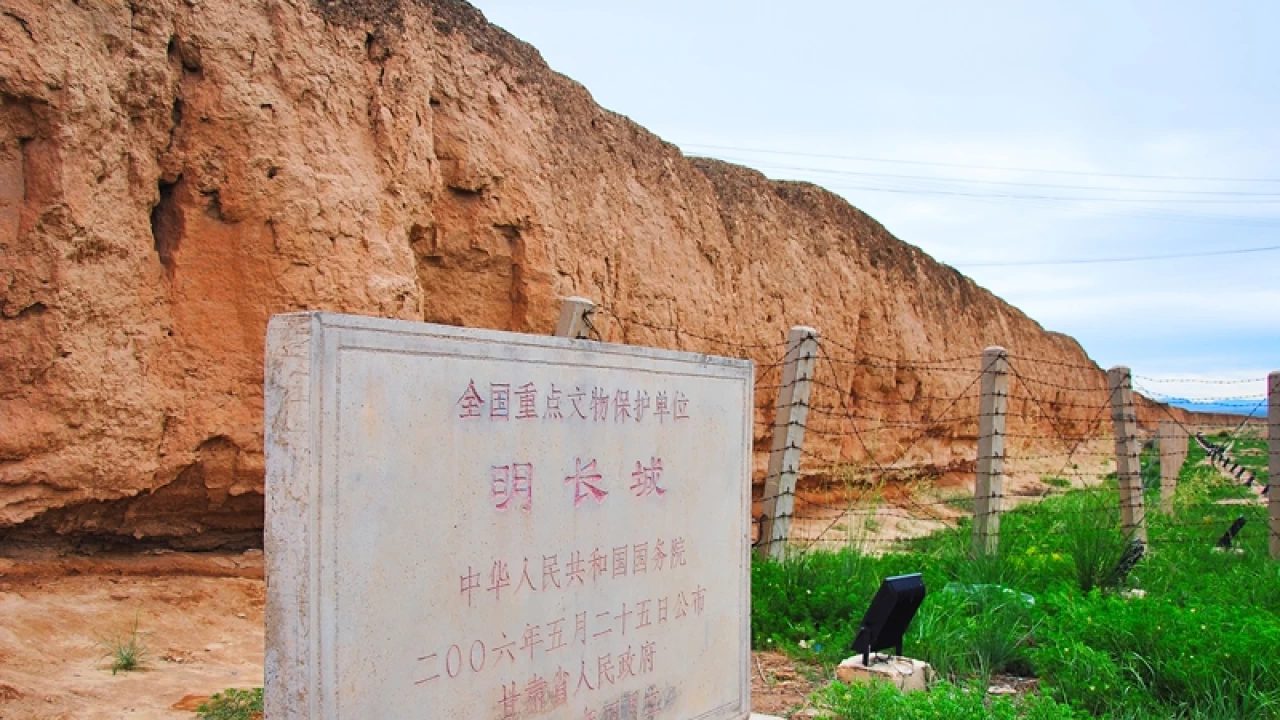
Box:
[0,550,827,720]
[0,552,264,720]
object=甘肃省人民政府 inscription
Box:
[265,313,753,719]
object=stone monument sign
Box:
[265,313,754,719]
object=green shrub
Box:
[198,687,263,720]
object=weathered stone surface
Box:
[265,312,752,719]
[0,0,1231,544]
[836,655,933,692]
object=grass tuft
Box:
[99,614,147,675]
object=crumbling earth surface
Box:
[1,0,1207,549]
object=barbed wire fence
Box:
[555,297,1280,562]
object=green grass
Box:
[754,444,1280,719]
[197,687,264,719]
[816,679,1080,719]
[99,614,147,675]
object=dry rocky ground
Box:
[0,552,264,720]
[0,551,821,720]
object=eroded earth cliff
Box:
[0,0,1214,547]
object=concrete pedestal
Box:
[836,655,933,692]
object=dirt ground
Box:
[0,552,265,720]
[0,551,826,720]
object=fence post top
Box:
[561,296,596,307]
[788,325,819,336]
[1107,365,1131,376]
[982,345,1007,356]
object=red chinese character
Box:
[633,543,648,573]
[498,682,520,720]
[675,591,689,620]
[630,458,666,498]
[520,623,542,660]
[652,539,667,571]
[566,551,586,586]
[547,617,567,651]
[693,584,706,615]
[654,391,670,422]
[636,599,652,628]
[633,391,650,421]
[657,597,669,624]
[457,380,485,418]
[573,611,588,646]
[491,463,533,513]
[597,654,616,687]
[515,382,538,420]
[525,674,548,713]
[490,383,511,419]
[414,653,439,685]
[602,699,620,720]
[589,548,608,581]
[612,546,628,578]
[446,644,463,677]
[616,603,632,636]
[582,707,598,720]
[643,684,662,719]
[575,659,596,693]
[566,458,608,507]
[591,387,610,421]
[674,391,690,419]
[568,387,588,419]
[593,610,612,639]
[545,384,564,419]
[614,390,631,422]
[621,691,640,719]
[671,536,687,567]
[640,641,656,673]
[542,554,562,590]
[617,646,636,679]
[460,566,480,607]
[515,557,538,593]
[552,667,570,706]
[488,561,511,600]
[493,632,517,665]
[469,640,487,672]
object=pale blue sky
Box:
[470,1,1277,402]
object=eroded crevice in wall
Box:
[0,435,265,552]
[150,175,183,269]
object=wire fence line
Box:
[568,299,1277,559]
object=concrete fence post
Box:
[1108,366,1147,543]
[1158,420,1180,514]
[973,346,1009,557]
[554,296,596,339]
[758,326,820,561]
[1269,372,1280,560]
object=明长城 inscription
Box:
[265,313,753,720]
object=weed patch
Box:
[753,457,1280,719]
[197,687,263,720]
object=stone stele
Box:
[265,312,754,719]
